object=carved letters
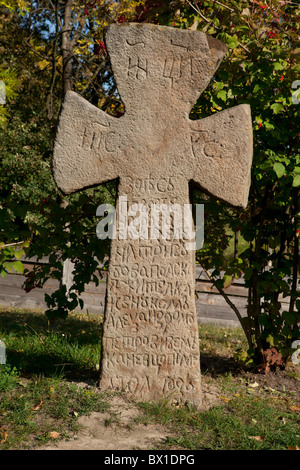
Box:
[124,176,175,194]
[82,123,120,153]
[191,128,238,161]
[126,39,203,85]
[127,56,148,79]
[100,172,200,403]
[163,57,202,88]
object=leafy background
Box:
[0,0,299,370]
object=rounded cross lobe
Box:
[105,23,228,117]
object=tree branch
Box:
[62,0,74,93]
[185,0,250,53]
[185,0,211,24]
[196,265,252,348]
[211,0,235,12]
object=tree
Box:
[0,0,299,369]
[135,0,299,369]
[0,0,144,318]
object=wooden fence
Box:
[0,257,292,329]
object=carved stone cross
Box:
[53,24,253,408]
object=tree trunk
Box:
[62,0,73,94]
[60,0,74,298]
[289,188,299,319]
[234,229,239,260]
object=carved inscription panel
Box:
[125,49,204,88]
[99,176,202,408]
[106,25,213,103]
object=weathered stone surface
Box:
[52,23,253,408]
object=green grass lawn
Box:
[0,307,299,450]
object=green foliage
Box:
[0,0,299,368]
[0,1,117,314]
[0,364,20,392]
[137,0,300,367]
[0,67,19,127]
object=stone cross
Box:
[53,24,253,408]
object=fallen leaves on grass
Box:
[32,397,44,411]
[275,415,287,424]
[289,406,300,413]
[249,435,264,442]
[258,347,285,373]
[248,382,259,388]
[218,395,230,403]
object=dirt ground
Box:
[36,365,299,451]
[36,380,223,451]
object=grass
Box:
[0,308,108,449]
[137,393,300,450]
[0,307,299,450]
[0,309,102,379]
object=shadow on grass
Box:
[0,310,103,345]
[5,349,100,382]
[200,352,245,377]
[1,308,247,382]
[0,309,103,381]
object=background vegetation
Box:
[0,308,299,450]
[0,0,299,370]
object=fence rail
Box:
[0,258,294,328]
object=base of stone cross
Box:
[99,370,202,410]
[98,310,202,409]
[98,298,202,409]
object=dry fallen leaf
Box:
[32,397,44,411]
[49,431,60,439]
[289,406,300,413]
[288,446,300,450]
[249,382,259,388]
[249,436,264,442]
[218,395,230,403]
[17,379,28,388]
[0,431,7,444]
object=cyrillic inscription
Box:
[82,124,120,153]
[127,56,148,79]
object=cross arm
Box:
[190,104,253,208]
[53,91,123,194]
